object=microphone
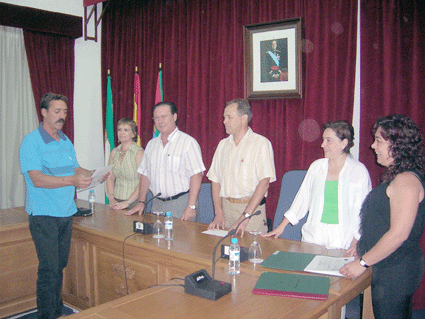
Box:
[141,192,161,222]
[183,211,261,301]
[212,210,261,280]
[133,192,161,235]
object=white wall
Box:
[2,0,106,203]
[74,24,105,203]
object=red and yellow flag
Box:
[133,67,142,146]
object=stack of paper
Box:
[303,255,354,277]
[261,251,354,277]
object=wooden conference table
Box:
[0,201,373,319]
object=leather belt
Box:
[158,191,189,202]
[225,197,266,206]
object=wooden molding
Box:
[0,2,82,38]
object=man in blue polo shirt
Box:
[20,92,106,319]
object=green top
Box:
[321,180,339,224]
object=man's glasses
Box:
[152,113,172,121]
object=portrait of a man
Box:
[261,38,288,83]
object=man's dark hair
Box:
[40,92,67,110]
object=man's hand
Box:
[99,172,110,184]
[71,174,92,189]
[28,169,91,189]
[229,216,249,237]
[181,206,196,221]
[208,215,225,230]
[125,202,145,216]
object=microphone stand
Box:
[134,192,161,235]
[183,211,260,300]
[211,210,261,280]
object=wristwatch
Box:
[359,258,369,268]
[188,205,196,210]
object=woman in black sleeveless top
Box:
[340,114,425,319]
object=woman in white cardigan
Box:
[263,121,372,256]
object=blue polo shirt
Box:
[20,124,80,217]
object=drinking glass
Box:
[248,230,263,264]
[152,211,164,239]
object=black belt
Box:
[158,191,189,202]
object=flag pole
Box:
[133,66,142,146]
[104,69,115,204]
[153,63,163,138]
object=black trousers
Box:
[29,215,73,319]
[371,252,424,319]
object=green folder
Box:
[261,251,316,271]
[252,272,330,300]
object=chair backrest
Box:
[196,183,215,224]
[273,170,308,240]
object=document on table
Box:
[261,251,316,271]
[253,272,330,300]
[303,255,355,277]
[77,164,114,192]
[202,229,229,237]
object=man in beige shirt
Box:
[207,99,276,236]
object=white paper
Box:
[202,229,229,237]
[77,164,114,192]
[304,256,355,277]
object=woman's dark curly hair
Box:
[372,114,425,182]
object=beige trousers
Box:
[222,198,268,234]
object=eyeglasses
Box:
[152,113,172,121]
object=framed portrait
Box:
[243,18,302,99]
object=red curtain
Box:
[83,0,106,6]
[101,0,358,222]
[359,0,425,310]
[359,1,425,186]
[23,30,76,142]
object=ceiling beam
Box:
[0,2,82,38]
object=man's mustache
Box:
[56,119,65,124]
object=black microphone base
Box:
[184,269,231,301]
[133,221,154,235]
[221,244,249,262]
